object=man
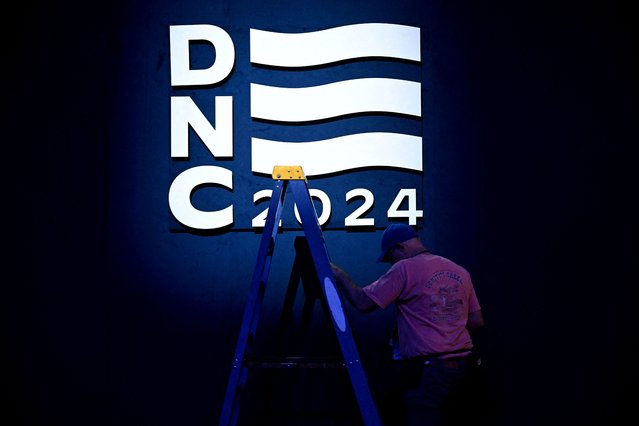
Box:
[331,223,485,426]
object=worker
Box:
[331,223,485,425]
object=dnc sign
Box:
[168,23,424,232]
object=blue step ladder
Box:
[219,166,382,426]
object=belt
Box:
[422,357,469,368]
[403,353,472,367]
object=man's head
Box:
[376,223,419,263]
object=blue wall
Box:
[6,1,637,425]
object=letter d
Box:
[169,24,235,87]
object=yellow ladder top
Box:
[272,165,306,181]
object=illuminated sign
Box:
[168,23,424,231]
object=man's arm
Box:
[330,264,378,313]
[467,309,485,334]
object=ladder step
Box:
[248,358,346,369]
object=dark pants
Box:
[400,357,475,426]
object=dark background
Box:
[5,1,637,425]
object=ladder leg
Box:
[219,181,288,426]
[290,180,382,426]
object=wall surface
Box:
[5,1,637,425]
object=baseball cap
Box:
[376,223,418,262]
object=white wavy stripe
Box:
[251,78,421,122]
[251,132,422,176]
[250,23,420,67]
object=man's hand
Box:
[330,263,378,313]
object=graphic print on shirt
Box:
[425,270,464,323]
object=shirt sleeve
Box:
[362,263,407,309]
[468,282,481,313]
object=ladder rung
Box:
[248,358,346,369]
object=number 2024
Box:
[252,188,423,228]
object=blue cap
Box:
[376,223,418,262]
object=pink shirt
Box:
[363,252,481,359]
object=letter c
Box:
[168,165,233,230]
